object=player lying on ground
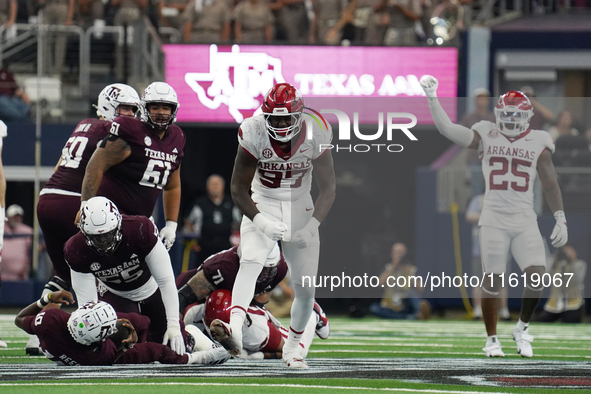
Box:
[14,290,229,365]
[198,289,329,360]
[421,76,568,358]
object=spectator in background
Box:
[233,0,274,44]
[520,86,554,131]
[77,0,105,29]
[353,0,388,45]
[112,0,148,79]
[0,0,17,39]
[1,204,33,281]
[585,128,591,152]
[0,121,7,348]
[466,194,511,322]
[310,0,356,44]
[547,110,579,142]
[537,243,586,323]
[461,88,495,196]
[159,0,189,31]
[39,0,75,76]
[376,0,421,46]
[430,0,463,44]
[185,174,241,268]
[182,0,231,43]
[269,0,309,44]
[0,61,30,122]
[369,243,431,320]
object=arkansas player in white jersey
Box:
[211,83,335,368]
[421,76,567,359]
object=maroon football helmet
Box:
[262,83,305,142]
[494,91,533,137]
[204,289,232,328]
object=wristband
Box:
[37,293,52,308]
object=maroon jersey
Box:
[97,116,185,217]
[64,215,159,293]
[22,309,149,366]
[44,118,111,193]
[176,247,288,297]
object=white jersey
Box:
[238,114,332,201]
[473,121,554,228]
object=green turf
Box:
[1,315,590,393]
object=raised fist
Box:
[420,75,439,98]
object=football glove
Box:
[292,217,320,249]
[550,210,568,248]
[159,221,177,251]
[253,213,287,241]
[420,75,439,98]
[163,324,185,355]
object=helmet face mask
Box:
[494,91,533,137]
[80,197,122,255]
[141,82,179,131]
[67,301,118,346]
[262,83,304,143]
[95,84,140,122]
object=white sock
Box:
[299,313,317,358]
[516,319,529,331]
[284,298,314,350]
[499,307,510,319]
[229,261,263,335]
[487,335,500,345]
[473,306,482,317]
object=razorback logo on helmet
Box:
[496,91,532,111]
[494,90,534,138]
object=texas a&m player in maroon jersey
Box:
[176,245,288,317]
[15,290,228,365]
[65,197,186,355]
[37,84,139,296]
[80,82,185,251]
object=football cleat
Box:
[282,343,308,369]
[25,335,42,356]
[313,301,330,339]
[188,346,231,365]
[209,319,242,356]
[483,337,505,357]
[0,337,7,348]
[513,326,534,358]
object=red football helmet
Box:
[204,289,232,328]
[262,83,305,142]
[494,91,534,137]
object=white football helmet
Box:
[494,91,534,137]
[94,83,140,121]
[80,197,122,255]
[140,82,179,129]
[262,83,305,143]
[67,301,118,346]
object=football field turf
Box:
[1,314,590,393]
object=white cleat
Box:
[513,327,534,358]
[188,346,231,365]
[209,319,242,356]
[25,335,42,356]
[0,338,7,348]
[282,344,308,369]
[483,337,505,357]
[313,301,330,340]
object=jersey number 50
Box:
[489,157,530,192]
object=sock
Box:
[473,306,482,317]
[299,313,317,358]
[499,307,510,319]
[487,335,499,345]
[284,298,314,352]
[516,319,529,331]
[229,261,263,336]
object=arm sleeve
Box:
[70,269,98,305]
[427,97,475,148]
[145,241,181,329]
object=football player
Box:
[218,83,335,368]
[79,81,185,251]
[176,244,288,317]
[205,289,329,360]
[15,290,228,365]
[0,120,7,349]
[65,197,186,355]
[30,84,139,355]
[421,76,568,358]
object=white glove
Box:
[163,324,185,355]
[292,217,320,249]
[550,210,568,248]
[253,213,287,241]
[234,350,264,360]
[420,75,439,98]
[159,221,177,251]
